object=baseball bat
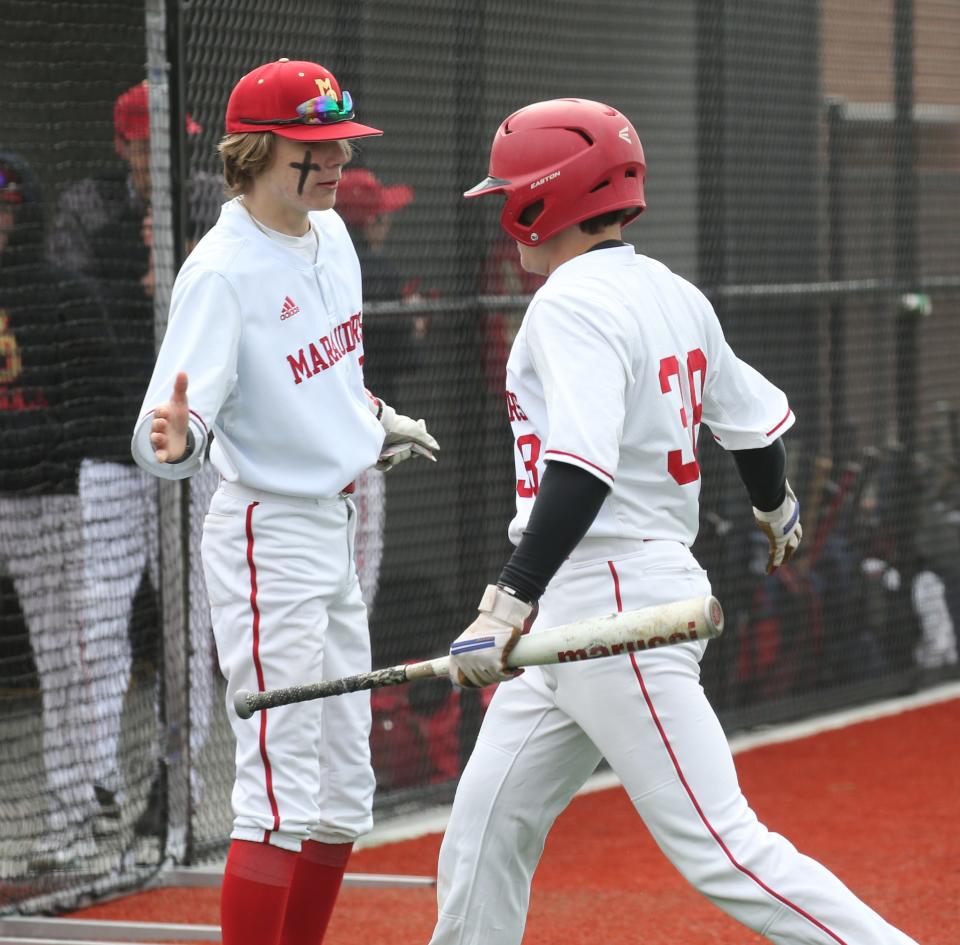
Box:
[234,595,724,719]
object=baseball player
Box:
[47,82,222,846]
[0,152,118,870]
[431,99,919,945]
[131,59,439,945]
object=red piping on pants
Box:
[246,501,281,837]
[605,560,848,945]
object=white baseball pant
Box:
[201,481,375,852]
[80,458,218,807]
[430,541,918,945]
[0,493,90,826]
[79,458,158,802]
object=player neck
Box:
[520,223,625,278]
[240,193,311,238]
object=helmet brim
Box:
[463,175,512,199]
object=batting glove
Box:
[367,393,440,471]
[753,480,802,574]
[448,585,532,688]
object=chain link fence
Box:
[1,0,957,914]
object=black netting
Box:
[1,0,958,914]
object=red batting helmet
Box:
[464,98,645,245]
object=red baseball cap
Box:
[336,168,413,227]
[225,59,383,141]
[114,81,203,151]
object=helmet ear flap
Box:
[517,199,544,227]
[507,198,545,243]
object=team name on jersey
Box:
[286,311,363,385]
[0,386,49,411]
[505,389,528,422]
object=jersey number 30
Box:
[516,433,540,498]
[659,349,707,485]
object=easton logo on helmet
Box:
[530,170,560,190]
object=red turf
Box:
[69,697,958,943]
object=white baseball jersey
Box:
[504,244,793,550]
[131,198,384,497]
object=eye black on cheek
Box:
[290,149,323,195]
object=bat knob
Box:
[233,689,254,719]
[705,596,725,635]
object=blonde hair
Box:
[218,133,277,197]
[217,133,354,197]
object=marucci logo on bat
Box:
[556,625,701,662]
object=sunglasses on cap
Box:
[240,91,355,127]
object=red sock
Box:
[280,840,353,945]
[221,839,298,945]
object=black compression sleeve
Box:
[731,438,787,512]
[497,461,610,604]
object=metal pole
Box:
[826,99,849,464]
[893,0,919,456]
[891,0,921,582]
[450,0,491,761]
[145,0,191,865]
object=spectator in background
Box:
[478,231,545,392]
[46,80,203,274]
[119,208,224,859]
[46,80,222,851]
[336,167,419,617]
[336,167,422,404]
[338,168,467,792]
[0,152,116,870]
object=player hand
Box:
[753,480,802,574]
[150,372,191,463]
[448,585,532,688]
[372,397,440,471]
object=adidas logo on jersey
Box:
[280,296,301,320]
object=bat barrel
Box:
[705,595,724,635]
[506,594,723,670]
